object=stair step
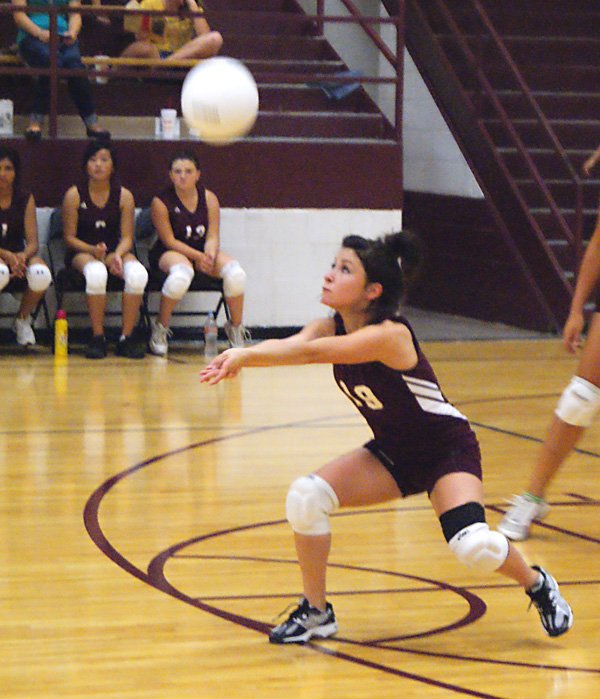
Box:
[484,119,600,149]
[210,0,300,10]
[514,179,599,208]
[439,34,600,66]
[496,147,588,178]
[427,10,600,38]
[11,113,388,142]
[453,63,600,93]
[530,209,597,241]
[254,111,389,138]
[246,59,347,75]
[472,91,600,119]
[222,34,338,60]
[209,13,315,36]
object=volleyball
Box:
[181,57,259,145]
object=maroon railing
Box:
[430,0,584,273]
[0,2,404,141]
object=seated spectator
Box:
[121,0,222,62]
[148,151,248,357]
[62,141,148,359]
[12,0,110,141]
[0,146,52,346]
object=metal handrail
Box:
[1,2,404,141]
[470,0,584,265]
[431,0,583,270]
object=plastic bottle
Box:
[54,309,68,358]
[204,311,218,359]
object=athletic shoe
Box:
[526,565,573,637]
[224,321,251,348]
[13,315,36,346]
[85,335,106,359]
[269,598,338,644]
[149,320,172,356]
[497,493,550,541]
[116,335,145,359]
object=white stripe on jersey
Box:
[403,376,467,420]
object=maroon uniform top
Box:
[332,314,481,495]
[66,182,122,265]
[0,190,30,253]
[149,184,209,266]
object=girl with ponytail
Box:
[201,230,573,644]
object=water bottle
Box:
[204,311,218,359]
[54,309,68,358]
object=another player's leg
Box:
[499,313,600,540]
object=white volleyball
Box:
[181,57,259,145]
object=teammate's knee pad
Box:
[123,260,148,295]
[441,502,509,574]
[285,474,339,536]
[0,263,9,291]
[26,263,52,292]
[83,260,108,295]
[162,263,194,300]
[555,375,600,427]
[221,260,246,298]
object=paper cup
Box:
[93,55,110,85]
[160,108,178,140]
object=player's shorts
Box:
[364,437,482,497]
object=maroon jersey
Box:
[332,314,481,495]
[150,184,209,265]
[0,190,30,253]
[75,182,122,249]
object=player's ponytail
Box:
[342,230,423,323]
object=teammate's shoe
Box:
[13,315,35,346]
[269,598,338,644]
[498,493,550,541]
[149,320,172,356]
[526,565,573,637]
[85,334,106,359]
[116,335,145,359]
[224,321,251,348]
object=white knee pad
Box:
[162,263,194,300]
[26,263,52,292]
[285,474,339,536]
[0,263,9,291]
[83,260,108,295]
[555,375,600,427]
[123,260,148,295]
[448,522,509,574]
[221,260,246,298]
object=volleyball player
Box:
[201,230,573,643]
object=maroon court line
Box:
[83,419,599,698]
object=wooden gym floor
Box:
[1,330,599,698]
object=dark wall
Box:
[404,190,556,332]
[11,138,403,209]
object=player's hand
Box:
[94,242,108,260]
[109,254,123,276]
[200,348,246,384]
[196,252,215,275]
[563,311,584,353]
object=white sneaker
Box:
[224,321,251,348]
[13,315,36,346]
[149,319,172,356]
[498,493,550,541]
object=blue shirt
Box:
[16,0,71,45]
